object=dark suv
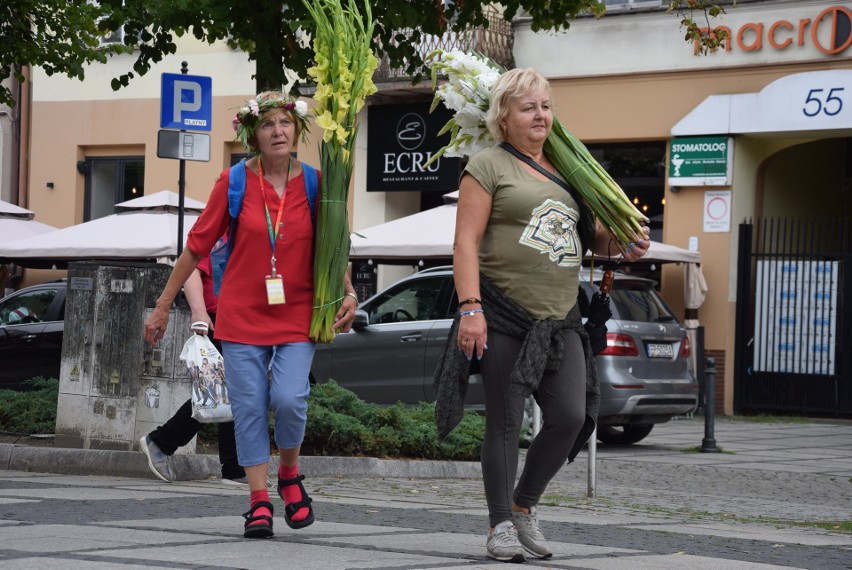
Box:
[312,266,698,445]
[0,280,67,389]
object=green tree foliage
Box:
[668,0,736,54]
[1,0,731,108]
[0,1,126,106]
[92,0,606,97]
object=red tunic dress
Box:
[186,165,316,345]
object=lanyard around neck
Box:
[257,157,291,252]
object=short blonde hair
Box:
[485,68,552,142]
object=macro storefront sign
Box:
[668,136,733,186]
[698,4,852,56]
[367,102,461,192]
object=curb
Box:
[0,443,481,481]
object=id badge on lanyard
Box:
[259,158,289,305]
[266,255,285,305]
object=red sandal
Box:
[242,500,274,538]
[277,474,315,529]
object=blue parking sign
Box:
[161,73,212,131]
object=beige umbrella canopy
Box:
[0,191,205,269]
[685,262,709,319]
[0,200,58,244]
[349,196,702,265]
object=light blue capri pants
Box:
[221,341,316,467]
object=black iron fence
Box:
[373,5,514,82]
[734,217,851,416]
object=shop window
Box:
[230,153,251,166]
[83,157,145,221]
[586,141,666,241]
[586,141,666,285]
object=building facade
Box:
[12,0,852,416]
[513,0,851,415]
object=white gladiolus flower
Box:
[425,50,501,161]
[425,48,649,249]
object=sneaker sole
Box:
[521,544,553,560]
[487,552,526,563]
[139,436,171,483]
[221,478,273,488]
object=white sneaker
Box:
[139,435,173,482]
[512,507,552,559]
[486,520,526,563]
[221,476,249,487]
[221,476,272,488]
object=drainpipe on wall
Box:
[0,75,22,206]
[17,68,30,209]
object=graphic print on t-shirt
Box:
[518,198,582,267]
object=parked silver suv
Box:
[312,266,698,445]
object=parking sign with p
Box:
[160,73,212,131]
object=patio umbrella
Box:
[348,199,701,265]
[685,262,709,322]
[0,200,58,244]
[0,191,205,269]
[683,260,709,380]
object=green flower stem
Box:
[304,0,376,342]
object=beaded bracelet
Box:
[459,297,482,307]
[460,308,485,317]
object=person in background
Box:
[139,259,247,486]
[143,91,357,539]
[436,68,650,563]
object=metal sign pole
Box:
[178,157,185,256]
[177,61,189,257]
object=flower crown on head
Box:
[232,96,311,152]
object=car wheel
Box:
[596,424,654,445]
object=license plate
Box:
[646,343,674,359]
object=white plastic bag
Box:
[179,323,233,423]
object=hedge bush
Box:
[2,377,484,461]
[302,380,484,461]
[0,377,60,434]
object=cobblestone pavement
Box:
[0,417,850,569]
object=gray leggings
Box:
[479,329,587,528]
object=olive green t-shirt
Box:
[465,146,583,320]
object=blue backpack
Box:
[210,159,319,295]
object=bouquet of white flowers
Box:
[427,49,647,249]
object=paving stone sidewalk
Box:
[1,416,850,569]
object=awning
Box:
[672,70,852,138]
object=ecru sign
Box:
[366,102,461,193]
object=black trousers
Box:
[479,329,586,528]
[148,314,244,480]
[149,399,243,479]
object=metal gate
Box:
[734,218,851,416]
